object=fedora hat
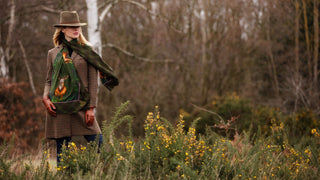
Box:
[54,11,87,27]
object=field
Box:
[1,99,320,179]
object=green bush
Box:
[183,93,320,143]
[1,101,320,179]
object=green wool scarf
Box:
[49,38,119,114]
[63,38,119,90]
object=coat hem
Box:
[46,132,102,140]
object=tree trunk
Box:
[294,0,300,81]
[0,0,15,79]
[199,0,209,104]
[267,0,280,97]
[267,28,280,97]
[313,0,319,88]
[0,46,7,79]
[294,0,300,112]
[85,0,102,56]
[302,0,312,91]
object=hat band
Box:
[60,21,81,24]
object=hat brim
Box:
[54,23,87,27]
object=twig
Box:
[103,43,174,63]
[39,6,60,14]
[191,103,224,122]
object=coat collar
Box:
[57,43,77,59]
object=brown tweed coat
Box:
[43,44,101,139]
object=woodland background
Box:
[1,0,320,151]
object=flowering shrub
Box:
[138,107,210,177]
[57,142,102,175]
[0,101,320,179]
[183,93,320,143]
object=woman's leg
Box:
[84,134,103,149]
[56,136,71,164]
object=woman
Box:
[42,11,118,163]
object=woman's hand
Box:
[85,107,95,126]
[42,96,56,116]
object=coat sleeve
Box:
[88,63,98,107]
[43,50,53,98]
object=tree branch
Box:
[103,43,174,63]
[39,5,60,14]
[18,41,37,95]
[99,0,119,22]
[191,103,225,122]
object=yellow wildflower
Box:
[157,126,164,131]
[117,156,125,161]
[71,142,76,147]
[311,129,317,135]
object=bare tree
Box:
[302,0,312,91]
[266,0,280,97]
[313,0,319,89]
[0,0,15,79]
[85,0,115,56]
[294,0,301,111]
[199,0,209,102]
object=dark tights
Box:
[56,134,103,163]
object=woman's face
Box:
[62,26,81,41]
